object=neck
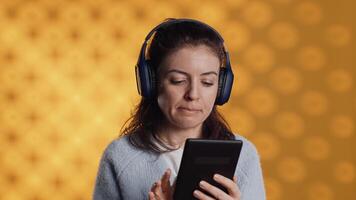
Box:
[157,124,203,148]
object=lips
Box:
[178,107,202,112]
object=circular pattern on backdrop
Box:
[1,24,23,46]
[300,91,328,116]
[271,0,292,4]
[270,66,302,95]
[61,3,88,24]
[241,1,273,28]
[268,22,299,49]
[221,106,256,136]
[277,157,307,183]
[251,132,280,160]
[232,66,253,96]
[192,2,227,25]
[220,20,251,51]
[325,25,352,47]
[297,46,326,71]
[274,111,305,139]
[243,43,275,73]
[245,87,278,117]
[294,1,323,25]
[0,0,355,199]
[1,106,23,127]
[223,0,247,8]
[307,182,333,200]
[329,115,354,138]
[334,161,355,184]
[303,136,330,160]
[18,3,46,23]
[145,2,181,24]
[326,68,353,93]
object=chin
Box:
[172,118,204,129]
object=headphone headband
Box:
[141,18,228,65]
[144,18,224,42]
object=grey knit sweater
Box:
[93,134,266,200]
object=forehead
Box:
[160,45,220,75]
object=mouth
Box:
[178,107,202,112]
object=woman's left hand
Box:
[148,169,174,200]
[193,174,241,200]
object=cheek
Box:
[204,86,219,105]
[157,86,183,110]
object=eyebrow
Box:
[165,69,218,76]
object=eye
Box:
[170,79,186,85]
[202,81,214,87]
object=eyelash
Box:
[170,80,214,87]
[170,80,185,85]
[203,82,214,86]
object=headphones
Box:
[135,18,234,105]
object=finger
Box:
[232,176,241,197]
[148,191,156,200]
[150,182,161,200]
[213,174,240,197]
[161,169,171,193]
[153,181,164,200]
[193,189,215,200]
[199,180,231,200]
[150,182,158,192]
[233,176,238,183]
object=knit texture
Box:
[93,134,266,200]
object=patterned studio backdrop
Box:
[0,0,355,199]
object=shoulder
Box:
[100,135,146,176]
[103,135,135,159]
[233,134,261,176]
[234,134,259,160]
[233,134,266,198]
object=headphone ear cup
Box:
[215,67,234,105]
[136,58,155,98]
[216,68,226,104]
[146,60,156,96]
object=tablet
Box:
[173,139,243,200]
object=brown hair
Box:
[120,18,235,153]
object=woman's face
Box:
[157,45,220,130]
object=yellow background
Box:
[0,0,355,199]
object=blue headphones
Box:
[135,18,234,105]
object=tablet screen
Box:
[173,139,243,200]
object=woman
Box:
[93,18,265,200]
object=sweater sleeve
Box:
[240,140,266,200]
[93,145,122,200]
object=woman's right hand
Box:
[148,169,174,200]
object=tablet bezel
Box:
[173,139,243,200]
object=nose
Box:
[184,81,200,101]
